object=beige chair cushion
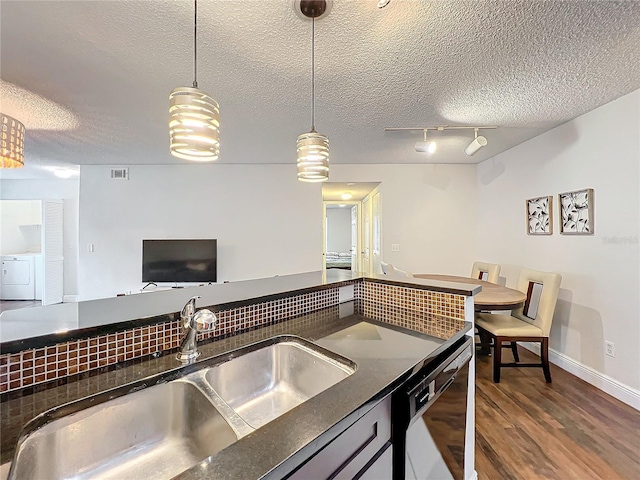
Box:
[476,312,544,337]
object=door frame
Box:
[322,201,361,274]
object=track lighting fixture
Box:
[385,125,496,156]
[464,128,488,156]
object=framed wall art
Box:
[559,188,594,235]
[526,196,553,235]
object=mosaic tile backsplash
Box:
[1,278,470,394]
[361,280,466,321]
[0,287,341,393]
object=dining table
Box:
[413,274,527,311]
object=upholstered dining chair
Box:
[380,262,395,275]
[475,268,562,383]
[471,261,501,284]
[393,267,414,278]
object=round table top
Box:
[413,274,526,311]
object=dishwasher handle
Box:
[407,338,473,421]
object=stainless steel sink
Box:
[203,336,356,429]
[8,336,356,479]
[8,381,238,480]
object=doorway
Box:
[324,203,359,271]
[322,183,381,275]
[0,199,64,306]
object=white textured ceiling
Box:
[1,0,639,179]
[323,182,381,202]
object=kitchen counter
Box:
[0,302,471,478]
[1,269,480,351]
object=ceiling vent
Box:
[110,168,129,180]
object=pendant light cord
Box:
[193,0,198,88]
[311,16,315,132]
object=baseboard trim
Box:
[63,295,79,303]
[520,342,640,411]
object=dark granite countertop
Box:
[0,302,471,478]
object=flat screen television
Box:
[142,239,217,283]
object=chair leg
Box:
[477,329,491,355]
[541,337,551,383]
[493,336,502,383]
[511,341,520,362]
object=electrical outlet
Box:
[605,341,615,357]
[391,244,400,252]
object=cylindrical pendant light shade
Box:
[297,131,329,182]
[169,87,220,161]
[464,135,487,156]
[1,113,25,169]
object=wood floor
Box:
[475,347,640,480]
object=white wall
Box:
[78,164,322,300]
[0,200,41,254]
[331,164,478,276]
[326,207,352,253]
[0,179,79,297]
[476,90,640,393]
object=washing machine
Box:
[1,254,36,300]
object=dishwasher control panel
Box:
[406,339,473,419]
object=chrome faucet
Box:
[177,295,217,363]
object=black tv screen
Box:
[142,239,217,283]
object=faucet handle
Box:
[181,295,201,320]
[193,309,217,332]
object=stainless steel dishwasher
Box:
[392,336,473,480]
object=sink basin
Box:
[203,336,356,429]
[8,381,238,480]
[8,336,355,479]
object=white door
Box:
[371,190,382,274]
[362,196,371,274]
[42,199,64,305]
[350,205,358,271]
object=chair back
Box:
[393,268,413,278]
[471,261,501,284]
[512,268,562,337]
[381,262,395,275]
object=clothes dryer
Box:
[1,254,36,300]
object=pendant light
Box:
[1,113,25,169]
[297,0,329,183]
[169,0,220,162]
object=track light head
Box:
[465,135,487,156]
[415,141,436,153]
[415,129,436,154]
